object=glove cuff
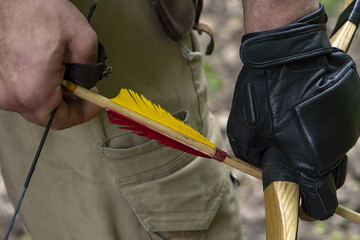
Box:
[240,4,332,68]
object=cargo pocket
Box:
[100,111,229,232]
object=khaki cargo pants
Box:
[0,0,243,239]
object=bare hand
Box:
[0,0,101,129]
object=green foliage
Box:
[203,60,222,95]
[312,221,328,234]
[319,0,343,16]
[354,179,360,189]
[330,230,344,240]
[350,235,360,240]
[22,232,32,240]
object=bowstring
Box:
[3,108,57,240]
[3,1,99,239]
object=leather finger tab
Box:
[64,42,111,89]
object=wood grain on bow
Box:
[330,0,360,51]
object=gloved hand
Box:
[227,5,360,220]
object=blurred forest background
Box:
[201,0,360,239]
[1,0,360,239]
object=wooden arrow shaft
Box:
[62,80,360,227]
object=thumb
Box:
[261,148,297,190]
[64,20,98,65]
[262,148,339,220]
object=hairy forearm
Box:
[242,0,319,33]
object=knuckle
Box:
[77,27,98,61]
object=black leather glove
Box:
[227,5,360,220]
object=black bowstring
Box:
[3,1,98,239]
[3,108,57,240]
[87,0,98,22]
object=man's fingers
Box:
[300,173,338,220]
[50,88,101,130]
[18,87,101,129]
[64,23,98,65]
[261,148,297,189]
[299,206,316,222]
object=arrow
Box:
[61,79,360,228]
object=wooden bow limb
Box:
[264,0,360,239]
[264,182,300,240]
[330,0,360,51]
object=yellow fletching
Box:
[110,89,216,149]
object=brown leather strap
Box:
[193,0,215,55]
[194,0,203,25]
[148,0,196,41]
[149,0,215,55]
[194,22,215,55]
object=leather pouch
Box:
[148,0,196,41]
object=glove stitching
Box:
[315,178,335,217]
[289,107,319,172]
[264,68,276,139]
[242,80,259,129]
[288,56,353,174]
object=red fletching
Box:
[106,109,212,159]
